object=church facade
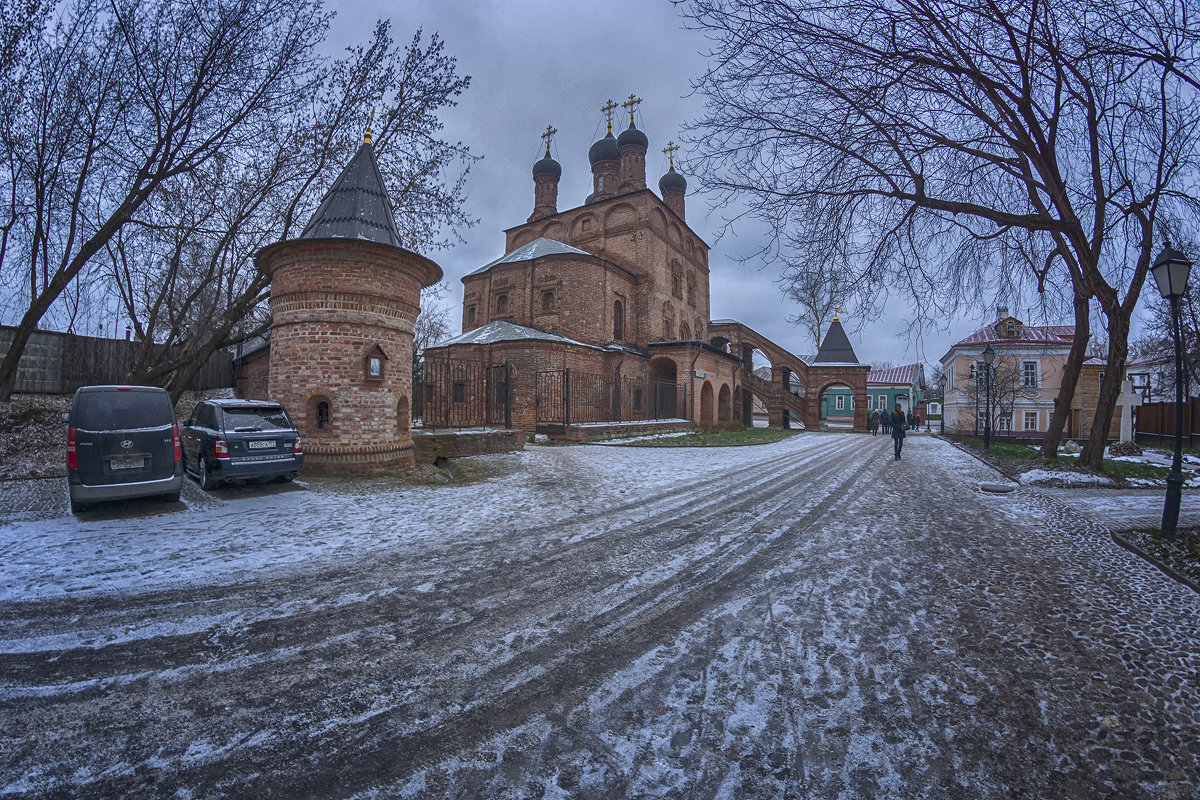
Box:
[425,101,869,433]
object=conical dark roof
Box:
[814,318,859,363]
[300,141,402,247]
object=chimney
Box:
[997,305,1009,320]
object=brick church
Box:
[424,98,870,433]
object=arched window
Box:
[613,300,624,340]
[662,302,673,339]
[397,395,410,433]
[679,323,691,340]
[541,290,554,312]
[672,271,682,298]
[316,401,330,430]
[495,294,508,315]
[466,306,476,325]
[686,273,696,306]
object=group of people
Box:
[867,405,920,460]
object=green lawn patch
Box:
[1122,528,1200,588]
[946,434,1181,485]
[610,428,804,447]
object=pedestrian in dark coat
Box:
[880,406,890,434]
[868,409,880,435]
[891,403,906,460]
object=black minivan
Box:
[65,385,184,512]
[182,399,302,489]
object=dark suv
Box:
[65,385,184,513]
[182,399,302,489]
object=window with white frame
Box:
[866,396,873,410]
[836,395,845,410]
[1023,411,1038,431]
[879,394,887,408]
[850,395,855,410]
[1022,361,1038,387]
[998,411,1013,431]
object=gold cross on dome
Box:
[540,124,557,157]
[364,107,376,145]
[601,99,619,134]
[622,93,643,125]
[663,140,680,168]
[834,307,843,321]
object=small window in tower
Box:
[452,382,466,404]
[680,323,691,339]
[317,401,330,430]
[672,271,682,298]
[466,305,476,325]
[541,290,554,313]
[613,300,624,340]
[495,294,508,315]
[687,274,696,306]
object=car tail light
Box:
[67,427,77,469]
[213,439,230,460]
[293,435,302,455]
[116,386,132,391]
[172,424,182,463]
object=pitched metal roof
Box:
[300,141,402,247]
[466,237,592,277]
[431,320,600,350]
[813,318,860,363]
[952,322,1075,346]
[868,363,923,386]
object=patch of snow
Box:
[1019,469,1115,486]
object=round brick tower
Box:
[256,137,442,472]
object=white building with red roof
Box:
[940,307,1084,437]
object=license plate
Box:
[110,455,145,470]
[247,440,276,450]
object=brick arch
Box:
[571,213,598,239]
[512,230,537,248]
[717,383,732,424]
[603,202,637,230]
[540,220,567,241]
[700,380,714,424]
[303,387,337,435]
[651,207,668,232]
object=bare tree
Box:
[678,0,1200,470]
[105,22,476,401]
[413,282,453,384]
[780,258,852,350]
[0,0,335,401]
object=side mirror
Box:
[60,412,69,423]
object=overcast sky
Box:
[327,0,1149,371]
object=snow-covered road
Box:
[1,434,1199,798]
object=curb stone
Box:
[1110,532,1200,595]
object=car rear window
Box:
[75,391,174,430]
[221,407,291,431]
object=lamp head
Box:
[982,344,995,366]
[1151,242,1192,299]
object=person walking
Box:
[891,403,906,460]
[880,405,890,434]
[869,408,880,436]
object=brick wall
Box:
[259,238,439,472]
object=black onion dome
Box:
[617,121,648,151]
[659,166,687,194]
[584,192,596,204]
[588,133,619,165]
[532,154,561,179]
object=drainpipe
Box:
[614,347,625,422]
[690,341,703,422]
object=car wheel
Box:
[275,474,294,483]
[163,491,181,503]
[199,462,216,491]
[70,499,87,514]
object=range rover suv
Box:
[182,399,302,490]
[65,385,184,513]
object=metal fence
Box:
[535,369,686,426]
[0,324,233,394]
[421,358,511,429]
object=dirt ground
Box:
[2,433,1200,799]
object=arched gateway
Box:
[709,318,870,431]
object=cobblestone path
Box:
[1,434,1198,799]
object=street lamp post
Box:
[1150,242,1193,540]
[939,373,947,435]
[982,344,995,450]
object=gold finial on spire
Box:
[663,140,680,169]
[540,124,557,157]
[833,307,843,322]
[601,99,618,135]
[622,93,643,126]
[364,108,376,145]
